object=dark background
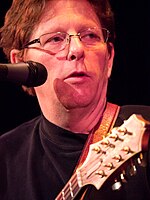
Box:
[0,0,150,134]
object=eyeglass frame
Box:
[22,27,110,53]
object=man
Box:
[0,0,150,199]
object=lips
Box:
[63,72,90,85]
[65,71,88,79]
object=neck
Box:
[64,100,106,133]
[43,98,107,134]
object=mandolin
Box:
[55,114,150,200]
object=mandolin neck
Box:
[55,172,81,200]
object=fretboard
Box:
[55,172,81,200]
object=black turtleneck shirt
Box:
[0,105,150,200]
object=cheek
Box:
[24,49,53,67]
[24,51,58,93]
[85,48,109,78]
[24,50,60,78]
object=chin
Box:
[62,95,94,110]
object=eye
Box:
[81,31,101,44]
[42,33,66,46]
[49,36,64,43]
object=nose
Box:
[67,36,84,61]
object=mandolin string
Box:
[63,173,80,200]
[58,152,106,199]
[56,172,80,200]
[57,147,112,200]
[78,145,115,183]
[56,142,115,199]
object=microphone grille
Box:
[26,61,47,87]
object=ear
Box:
[10,49,24,63]
[107,42,115,78]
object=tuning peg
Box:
[109,133,124,142]
[112,154,123,162]
[116,127,127,136]
[93,146,101,153]
[121,146,134,154]
[101,139,110,146]
[104,162,114,170]
[101,139,115,149]
[112,179,122,191]
[129,163,137,176]
[95,170,106,178]
[137,153,147,167]
[109,133,119,141]
[120,170,128,183]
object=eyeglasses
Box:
[22,27,110,54]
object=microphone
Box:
[0,61,47,87]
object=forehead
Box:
[32,0,101,37]
[42,0,99,21]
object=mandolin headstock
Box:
[76,114,150,190]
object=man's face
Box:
[21,0,114,112]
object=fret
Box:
[69,181,74,197]
[55,172,81,200]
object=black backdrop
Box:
[0,0,150,134]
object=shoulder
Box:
[0,115,42,154]
[115,104,150,126]
[0,115,41,137]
